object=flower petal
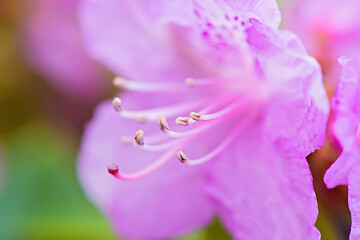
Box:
[78,0,206,81]
[324,146,360,188]
[221,0,281,29]
[283,0,360,87]
[246,19,329,158]
[78,0,281,81]
[349,170,360,239]
[77,99,215,239]
[22,0,106,99]
[205,127,320,239]
[331,57,360,149]
[324,57,360,239]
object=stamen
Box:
[184,77,237,88]
[176,117,190,126]
[164,118,219,138]
[108,164,119,175]
[121,136,133,145]
[112,77,126,87]
[112,98,209,122]
[113,76,188,92]
[174,96,237,126]
[177,151,189,163]
[112,97,123,112]
[107,146,186,181]
[191,98,249,121]
[141,132,168,144]
[134,130,145,146]
[158,115,170,131]
[167,98,247,139]
[141,139,184,152]
[190,112,202,121]
[135,115,148,123]
[197,95,237,114]
[185,78,196,87]
[181,113,255,165]
[133,130,183,151]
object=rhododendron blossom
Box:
[283,0,360,88]
[21,0,106,99]
[325,56,360,239]
[77,0,329,239]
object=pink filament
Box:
[109,144,186,181]
[118,98,209,121]
[114,77,189,92]
[183,113,256,165]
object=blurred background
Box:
[0,1,352,239]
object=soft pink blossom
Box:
[77,1,329,239]
[21,0,106,100]
[283,0,360,88]
[324,56,360,239]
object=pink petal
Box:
[331,57,360,149]
[78,0,205,81]
[349,170,360,239]
[246,19,329,158]
[77,98,215,239]
[222,0,281,29]
[21,0,106,100]
[205,127,320,239]
[325,57,360,239]
[283,0,360,87]
[324,146,360,189]
[78,0,281,82]
[284,0,360,49]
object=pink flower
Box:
[21,0,107,100]
[324,56,360,239]
[77,1,329,239]
[283,0,360,88]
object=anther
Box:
[185,78,195,87]
[190,112,202,121]
[176,117,190,126]
[121,136,133,145]
[108,164,119,175]
[112,97,123,112]
[134,130,145,146]
[136,115,148,123]
[158,115,170,131]
[177,151,189,163]
[112,76,125,88]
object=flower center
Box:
[108,76,267,180]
